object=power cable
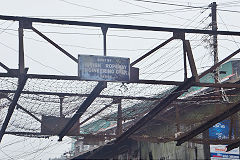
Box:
[0,149,14,160]
[217,12,239,48]
[130,0,240,14]
[57,0,204,26]
[118,0,203,23]
[123,0,208,72]
[0,41,66,75]
[34,8,203,19]
[129,0,209,9]
[139,10,208,74]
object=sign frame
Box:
[78,54,130,82]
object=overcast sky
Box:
[1,0,240,159]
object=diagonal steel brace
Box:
[0,70,28,142]
[58,82,106,141]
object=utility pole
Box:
[202,2,218,159]
[211,2,219,84]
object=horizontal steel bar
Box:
[0,15,240,36]
[0,89,232,103]
[0,89,161,101]
[5,131,117,138]
[1,72,240,88]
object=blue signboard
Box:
[211,152,240,159]
[78,55,130,82]
[209,120,230,139]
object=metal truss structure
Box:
[1,14,240,153]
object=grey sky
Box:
[0,0,240,159]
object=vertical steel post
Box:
[101,26,108,88]
[203,130,210,159]
[59,96,64,118]
[183,42,187,81]
[175,105,180,132]
[18,21,25,74]
[116,99,123,136]
[101,26,108,56]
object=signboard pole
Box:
[102,26,108,88]
[101,26,108,56]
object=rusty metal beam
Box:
[1,72,240,88]
[58,82,106,141]
[176,100,240,146]
[0,89,162,101]
[1,15,240,36]
[183,41,187,80]
[31,27,78,63]
[184,40,199,82]
[0,70,28,142]
[190,138,238,145]
[2,89,210,104]
[114,76,195,144]
[5,131,116,138]
[130,37,174,66]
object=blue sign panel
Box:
[211,153,240,159]
[78,55,130,82]
[209,120,230,139]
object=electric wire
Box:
[1,1,240,158]
[217,12,239,48]
[129,0,209,9]
[0,40,66,75]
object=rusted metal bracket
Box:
[19,20,32,29]
[173,32,185,40]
